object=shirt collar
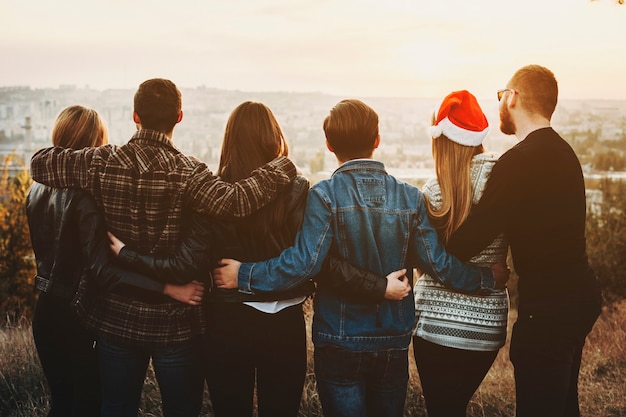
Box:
[333,159,387,176]
[130,129,178,150]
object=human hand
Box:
[384,268,411,300]
[212,258,241,289]
[107,231,125,256]
[491,262,510,290]
[163,280,205,305]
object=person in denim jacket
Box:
[213,99,509,417]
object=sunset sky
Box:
[1,0,625,101]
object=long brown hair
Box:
[427,113,483,243]
[52,105,108,149]
[217,101,289,236]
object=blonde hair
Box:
[427,113,484,243]
[52,105,108,149]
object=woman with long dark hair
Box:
[203,101,312,417]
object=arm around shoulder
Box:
[447,155,518,260]
[30,146,103,189]
[186,156,297,218]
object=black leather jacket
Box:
[207,175,316,302]
[26,183,164,302]
[116,212,213,287]
[117,176,388,303]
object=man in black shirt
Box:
[447,65,602,417]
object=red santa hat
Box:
[428,90,489,146]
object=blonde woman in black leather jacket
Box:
[26,105,205,417]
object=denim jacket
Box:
[238,159,495,351]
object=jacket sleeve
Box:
[411,192,495,292]
[317,256,387,303]
[76,194,165,294]
[29,146,104,190]
[185,156,297,218]
[237,188,335,293]
[115,212,213,285]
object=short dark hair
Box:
[133,78,182,133]
[509,65,558,120]
[323,99,379,160]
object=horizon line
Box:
[1,85,625,103]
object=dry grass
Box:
[1,300,625,417]
[0,316,48,417]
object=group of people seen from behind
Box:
[26,64,602,417]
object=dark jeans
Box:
[314,345,409,417]
[204,302,307,417]
[98,337,204,417]
[510,291,601,417]
[32,292,101,417]
[413,336,499,417]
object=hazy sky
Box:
[1,0,625,100]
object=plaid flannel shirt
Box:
[30,129,296,346]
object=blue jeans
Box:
[98,338,204,417]
[314,345,408,417]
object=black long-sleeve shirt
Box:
[447,128,597,310]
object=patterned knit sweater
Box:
[413,153,509,351]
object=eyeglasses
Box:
[497,88,516,101]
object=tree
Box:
[592,151,626,171]
[0,155,36,321]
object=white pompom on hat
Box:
[428,90,489,146]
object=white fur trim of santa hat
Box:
[428,90,489,147]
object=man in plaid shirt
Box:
[29,78,297,417]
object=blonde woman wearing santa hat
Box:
[412,90,510,417]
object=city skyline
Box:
[1,0,625,101]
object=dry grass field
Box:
[1,299,625,417]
